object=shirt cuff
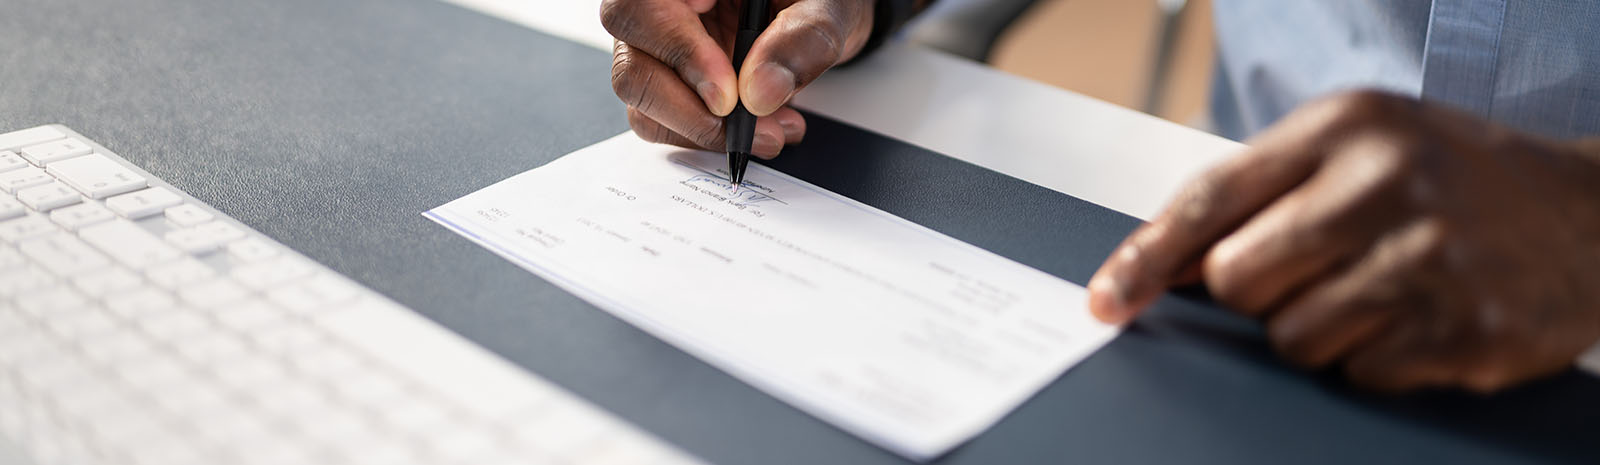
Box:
[842,0,919,66]
[1579,340,1600,375]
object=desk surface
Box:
[3,1,1596,464]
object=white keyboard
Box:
[0,125,703,465]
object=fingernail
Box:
[697,81,730,116]
[744,62,796,116]
[754,130,782,157]
[1087,274,1130,323]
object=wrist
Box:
[1562,139,1600,234]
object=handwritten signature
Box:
[670,156,788,206]
[683,174,787,205]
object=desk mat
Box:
[0,0,1593,463]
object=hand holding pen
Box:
[601,0,878,159]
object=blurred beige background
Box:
[989,0,1215,128]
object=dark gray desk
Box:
[3,0,1595,463]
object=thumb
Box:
[739,0,874,116]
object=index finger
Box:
[600,0,739,115]
[1085,98,1362,323]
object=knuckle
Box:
[1328,90,1405,122]
[625,111,660,141]
[610,56,657,110]
[610,50,635,94]
[599,1,697,68]
[652,36,697,69]
[1346,359,1420,393]
[1344,362,1391,390]
[1464,364,1516,394]
[783,16,845,69]
[1305,90,1420,140]
[682,118,723,149]
[598,0,633,36]
[649,124,680,147]
[1202,258,1254,312]
[1398,217,1454,267]
[1266,319,1323,368]
[1171,173,1228,226]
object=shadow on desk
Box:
[1139,289,1600,465]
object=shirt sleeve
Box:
[841,0,929,66]
[1579,341,1600,375]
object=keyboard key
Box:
[284,344,362,378]
[213,301,288,334]
[80,219,184,268]
[211,354,290,390]
[105,187,183,219]
[251,323,323,354]
[168,331,251,366]
[0,167,54,193]
[0,265,57,298]
[232,256,314,291]
[38,305,119,339]
[46,153,147,199]
[116,358,194,394]
[103,288,178,320]
[328,372,410,406]
[164,204,214,227]
[176,277,251,307]
[165,227,224,254]
[0,247,24,269]
[287,408,376,443]
[78,329,160,365]
[425,428,500,462]
[18,138,92,165]
[372,399,452,433]
[189,414,277,455]
[267,273,360,316]
[197,221,246,242]
[0,197,25,221]
[16,181,83,211]
[73,268,145,297]
[15,285,89,315]
[146,381,232,418]
[49,201,116,230]
[226,237,279,262]
[0,126,66,151]
[47,377,128,421]
[0,215,61,243]
[146,258,216,289]
[20,233,111,276]
[134,311,213,341]
[165,222,246,255]
[338,444,420,465]
[0,151,28,172]
[322,297,554,421]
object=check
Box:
[425,133,1120,460]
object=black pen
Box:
[724,0,770,187]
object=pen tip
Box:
[728,152,749,186]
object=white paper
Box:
[425,133,1120,460]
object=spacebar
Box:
[78,219,183,268]
[318,295,555,421]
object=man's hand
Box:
[1087,90,1600,393]
[601,0,873,158]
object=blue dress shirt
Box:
[1210,0,1600,141]
[1209,0,1600,371]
